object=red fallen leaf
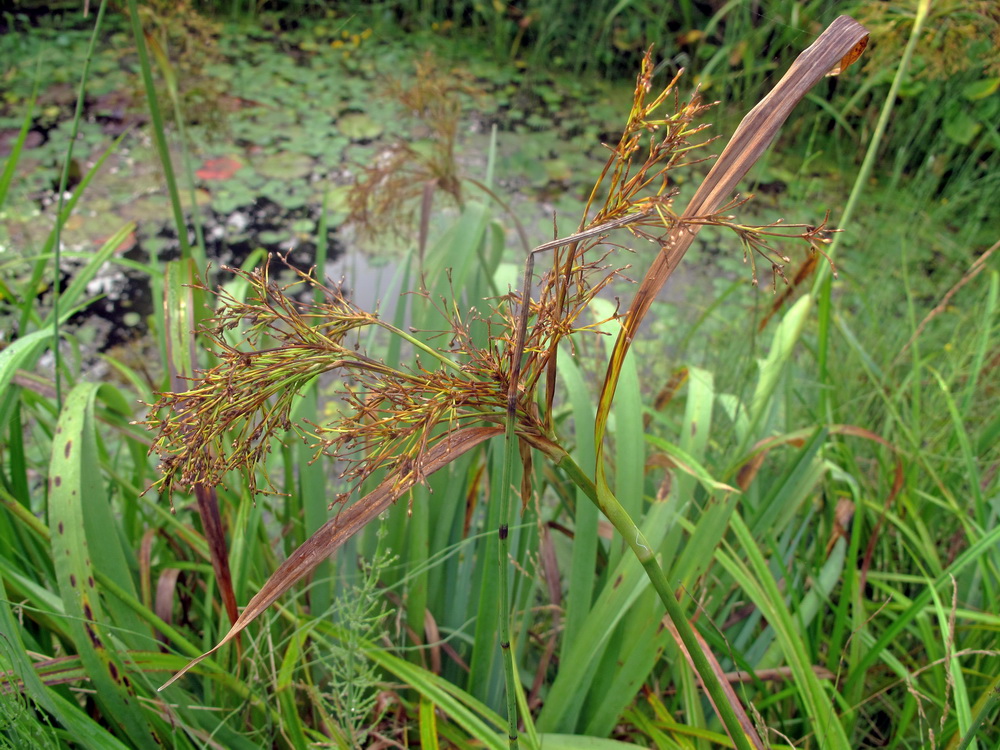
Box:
[196,156,243,181]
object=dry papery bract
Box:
[145,50,834,509]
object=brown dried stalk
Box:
[347,54,474,242]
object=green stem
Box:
[159,50,208,271]
[497,415,520,748]
[813,0,930,414]
[51,0,109,409]
[552,450,757,750]
[377,320,466,374]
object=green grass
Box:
[0,3,998,749]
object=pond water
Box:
[1,12,755,377]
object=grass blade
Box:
[49,383,160,746]
[0,84,38,208]
[17,129,129,335]
[721,513,851,748]
[0,330,53,421]
[125,0,192,264]
[0,592,131,750]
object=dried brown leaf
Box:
[159,424,502,691]
[596,16,870,471]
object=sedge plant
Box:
[145,16,869,747]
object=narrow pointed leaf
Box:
[50,383,159,746]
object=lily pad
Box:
[314,136,349,162]
[255,151,314,180]
[943,110,981,146]
[337,110,383,141]
[278,190,309,210]
[124,190,210,223]
[180,188,213,210]
[60,213,137,253]
[324,184,353,212]
[962,77,1000,101]
[124,194,170,222]
[212,188,256,215]
[258,229,286,245]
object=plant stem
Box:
[551,450,759,750]
[497,414,520,749]
[377,320,466,374]
[813,0,930,413]
[492,211,658,749]
[955,678,1000,750]
[51,0,109,409]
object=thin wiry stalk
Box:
[498,416,519,749]
[814,0,930,418]
[546,447,762,750]
[51,0,109,409]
